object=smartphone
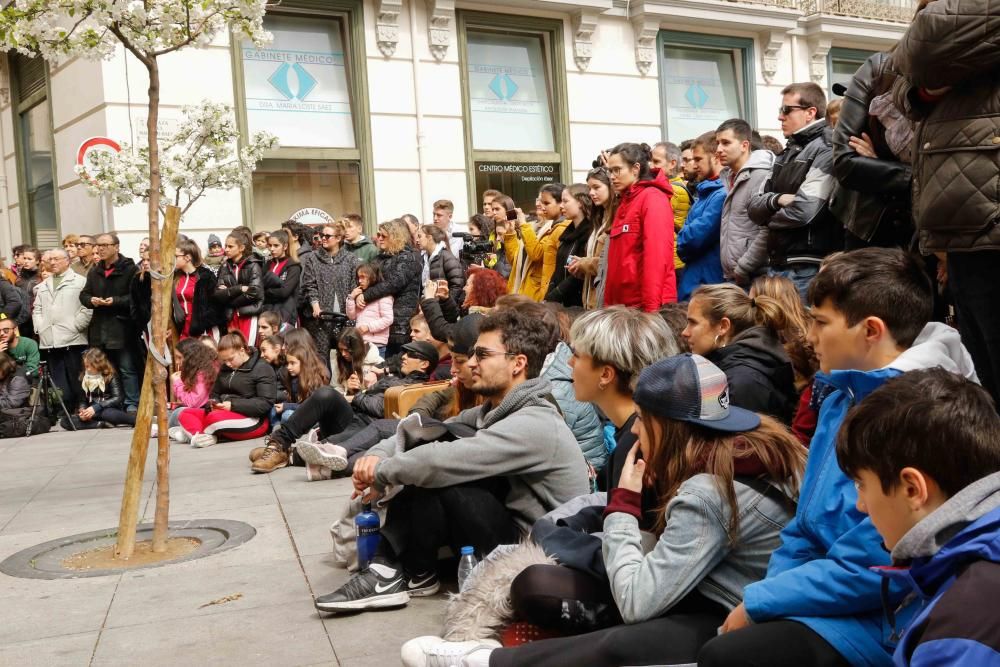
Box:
[506,209,518,222]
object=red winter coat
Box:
[603,170,677,311]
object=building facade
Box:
[0,0,915,259]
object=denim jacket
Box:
[602,473,794,623]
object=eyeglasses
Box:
[470,347,517,361]
[77,242,94,247]
[607,166,628,176]
[779,105,812,116]
[94,243,116,249]
[0,327,15,334]
[375,232,386,238]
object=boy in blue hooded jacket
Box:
[836,368,1000,667]
[698,247,979,667]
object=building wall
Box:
[0,0,911,261]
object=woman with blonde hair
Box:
[682,283,799,423]
[355,219,422,358]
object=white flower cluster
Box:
[0,0,271,63]
[75,100,277,214]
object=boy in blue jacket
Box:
[676,130,726,301]
[836,368,1000,667]
[698,247,979,667]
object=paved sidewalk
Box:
[0,427,447,666]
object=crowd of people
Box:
[2,1,1000,663]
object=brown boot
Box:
[249,446,267,462]
[251,446,289,474]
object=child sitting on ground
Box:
[162,338,218,440]
[836,368,1000,667]
[272,339,329,425]
[62,348,135,430]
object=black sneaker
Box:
[406,570,440,597]
[314,559,410,613]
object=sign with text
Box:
[243,15,355,149]
[474,161,561,214]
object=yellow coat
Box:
[503,220,569,301]
[670,176,692,270]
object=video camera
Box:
[453,232,495,267]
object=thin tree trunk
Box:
[115,58,167,559]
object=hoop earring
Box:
[714,334,725,349]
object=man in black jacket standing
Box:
[749,82,841,301]
[79,233,142,411]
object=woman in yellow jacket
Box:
[500,184,568,301]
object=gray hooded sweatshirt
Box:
[370,376,590,533]
[720,149,774,281]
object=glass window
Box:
[474,161,561,213]
[662,45,745,142]
[20,102,57,241]
[252,159,361,226]
[242,15,355,149]
[466,31,555,152]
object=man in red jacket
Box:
[603,142,677,312]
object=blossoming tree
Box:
[0,0,272,558]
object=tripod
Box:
[26,360,77,435]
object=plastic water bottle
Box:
[355,503,381,571]
[457,545,478,592]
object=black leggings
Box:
[697,620,851,667]
[490,587,727,667]
[271,385,356,450]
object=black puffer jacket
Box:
[0,280,24,321]
[213,254,265,319]
[363,247,422,345]
[210,348,276,419]
[80,372,125,413]
[832,52,913,246]
[79,256,139,350]
[893,0,1000,253]
[708,326,798,425]
[131,265,226,337]
[300,248,358,318]
[262,258,302,324]
[352,369,430,420]
[546,218,593,306]
[427,248,466,308]
[749,121,843,266]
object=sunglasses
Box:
[470,347,516,361]
[94,243,116,249]
[779,104,812,116]
[320,233,339,240]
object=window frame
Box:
[8,54,60,247]
[457,11,571,215]
[230,0,375,230]
[657,31,757,142]
[827,47,875,96]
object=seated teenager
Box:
[61,347,136,429]
[250,341,437,474]
[836,369,1000,667]
[682,283,799,424]
[172,332,276,448]
[332,328,382,396]
[403,354,806,667]
[410,312,451,380]
[698,248,978,667]
[162,338,218,440]
[295,315,486,481]
[271,339,329,425]
[0,315,39,378]
[314,309,591,614]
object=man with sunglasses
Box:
[314,309,589,614]
[749,81,841,301]
[70,235,98,277]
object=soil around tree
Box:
[61,537,202,571]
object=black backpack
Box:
[0,407,52,438]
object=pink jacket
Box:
[346,294,393,346]
[172,372,211,408]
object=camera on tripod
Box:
[453,232,495,267]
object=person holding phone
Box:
[509,184,569,302]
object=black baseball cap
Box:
[449,313,484,356]
[402,341,439,370]
[633,354,760,433]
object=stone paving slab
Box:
[0,428,451,666]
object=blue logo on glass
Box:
[488,74,519,101]
[685,83,709,110]
[269,62,318,101]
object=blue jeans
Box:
[106,345,143,411]
[269,406,296,428]
[769,264,819,304]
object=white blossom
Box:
[75,100,277,215]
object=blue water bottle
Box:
[355,502,381,571]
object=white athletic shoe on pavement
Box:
[168,426,189,443]
[294,439,349,472]
[400,636,499,667]
[189,433,218,448]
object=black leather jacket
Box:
[80,373,125,413]
[213,254,265,318]
[832,52,913,245]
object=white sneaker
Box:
[294,439,349,471]
[400,636,499,667]
[305,463,333,482]
[190,433,218,448]
[168,426,189,443]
